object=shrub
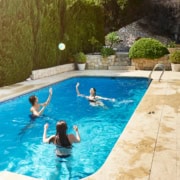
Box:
[101,47,115,57]
[105,32,122,48]
[167,41,176,48]
[88,36,101,53]
[169,50,180,64]
[75,52,87,64]
[129,38,169,59]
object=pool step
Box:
[115,52,131,66]
[108,65,135,70]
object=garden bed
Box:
[131,55,171,70]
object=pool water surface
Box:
[0,77,149,180]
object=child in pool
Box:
[29,88,52,117]
[43,120,80,157]
[76,82,115,107]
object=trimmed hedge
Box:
[63,0,104,60]
[0,0,150,86]
[0,0,104,86]
[129,38,169,59]
[0,0,33,86]
[29,0,64,69]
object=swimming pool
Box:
[0,76,149,180]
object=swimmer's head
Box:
[56,120,71,147]
[29,95,38,105]
[90,88,96,96]
[56,120,67,135]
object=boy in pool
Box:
[76,82,115,107]
[29,88,53,117]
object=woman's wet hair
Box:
[29,95,37,105]
[92,88,96,96]
[55,120,71,147]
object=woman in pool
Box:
[76,82,115,106]
[43,121,80,158]
[29,88,53,117]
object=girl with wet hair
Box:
[76,82,115,106]
[43,120,80,158]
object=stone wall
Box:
[132,55,171,70]
[31,63,75,80]
[86,52,131,70]
[86,55,115,70]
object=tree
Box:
[105,32,122,48]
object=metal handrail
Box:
[148,63,165,82]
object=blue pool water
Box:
[0,77,149,180]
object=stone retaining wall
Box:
[86,55,115,70]
[86,53,130,70]
[132,55,171,70]
[31,63,75,80]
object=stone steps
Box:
[108,65,135,70]
[114,52,131,66]
[114,61,130,66]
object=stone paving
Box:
[0,70,179,180]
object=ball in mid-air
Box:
[58,43,65,50]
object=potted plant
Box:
[129,38,170,70]
[100,47,115,58]
[75,52,87,70]
[166,41,177,54]
[169,50,180,72]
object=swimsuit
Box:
[29,114,37,120]
[55,145,72,158]
[54,136,72,158]
[88,96,97,103]
[89,99,96,103]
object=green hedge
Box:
[0,0,104,86]
[0,0,150,86]
[63,0,104,61]
[0,0,33,86]
[29,0,62,69]
[129,38,169,59]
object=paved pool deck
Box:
[0,70,179,180]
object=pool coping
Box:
[0,70,151,103]
[0,70,179,180]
